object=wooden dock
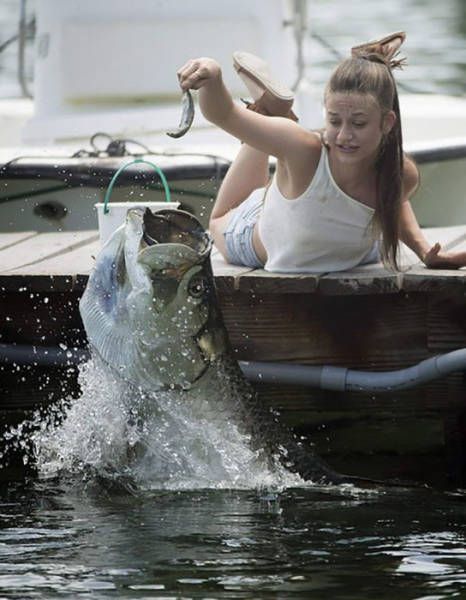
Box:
[0,226,465,484]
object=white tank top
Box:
[258,145,376,273]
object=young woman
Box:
[177,32,466,272]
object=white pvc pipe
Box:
[239,349,466,393]
[1,343,465,394]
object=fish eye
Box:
[187,274,208,298]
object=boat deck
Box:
[0,225,464,293]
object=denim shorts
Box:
[358,240,381,265]
[223,188,265,268]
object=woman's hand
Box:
[398,201,466,270]
[177,58,222,91]
[423,242,466,269]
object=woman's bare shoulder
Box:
[308,129,325,150]
[297,127,324,148]
[288,127,323,167]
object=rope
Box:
[72,132,232,164]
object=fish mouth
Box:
[142,208,212,257]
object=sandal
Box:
[351,31,406,60]
[232,51,296,118]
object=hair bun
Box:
[357,48,407,71]
[351,32,407,70]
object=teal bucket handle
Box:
[103,158,171,214]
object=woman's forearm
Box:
[178,57,235,127]
[198,76,236,127]
[399,200,430,261]
[399,201,466,268]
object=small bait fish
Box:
[166,90,194,139]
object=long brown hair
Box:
[325,54,404,269]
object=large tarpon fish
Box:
[78,208,356,485]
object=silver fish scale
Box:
[166,90,195,139]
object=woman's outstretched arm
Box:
[176,57,314,167]
[399,159,466,269]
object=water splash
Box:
[4,357,302,491]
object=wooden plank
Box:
[0,231,38,251]
[0,225,463,296]
[237,270,320,294]
[10,237,100,276]
[428,293,466,352]
[0,231,98,273]
[218,291,429,364]
[318,264,401,295]
[259,374,466,419]
[211,250,255,293]
[403,269,466,292]
[215,225,465,295]
[441,230,466,252]
[0,287,85,346]
[0,274,77,293]
[211,251,253,278]
[319,226,466,294]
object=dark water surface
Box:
[1,478,466,599]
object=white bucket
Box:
[96,201,180,245]
[97,158,178,245]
